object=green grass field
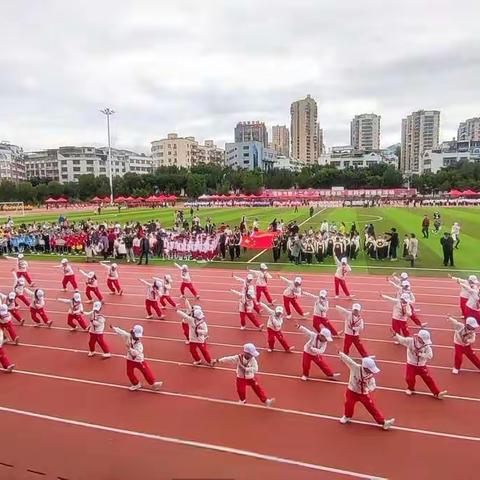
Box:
[3,205,479,277]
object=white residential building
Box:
[24,146,153,183]
[196,140,225,165]
[225,141,276,171]
[0,142,26,181]
[458,117,480,141]
[323,145,398,170]
[350,113,381,151]
[422,140,480,173]
[400,110,440,173]
[272,155,303,171]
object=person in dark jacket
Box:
[386,228,399,261]
[440,232,454,267]
[422,215,430,239]
[137,235,150,265]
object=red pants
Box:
[17,271,33,285]
[334,277,350,296]
[409,307,422,327]
[9,308,22,323]
[127,359,156,386]
[343,334,368,357]
[182,322,189,340]
[30,307,50,325]
[16,294,30,307]
[0,347,12,369]
[240,311,260,328]
[460,297,468,317]
[344,389,385,424]
[160,295,177,308]
[236,377,267,403]
[313,315,338,336]
[392,319,410,337]
[465,306,480,322]
[89,333,110,353]
[67,313,87,330]
[454,344,480,370]
[283,296,304,316]
[253,301,262,314]
[107,279,122,294]
[145,299,163,317]
[62,275,78,290]
[256,286,272,304]
[267,328,290,351]
[180,282,198,298]
[189,342,212,363]
[1,322,18,341]
[86,286,103,301]
[406,364,440,395]
[302,352,334,377]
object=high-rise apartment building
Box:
[400,110,440,173]
[458,117,480,141]
[234,121,268,147]
[290,95,320,164]
[0,142,26,181]
[350,113,381,151]
[271,125,289,156]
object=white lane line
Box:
[0,404,385,480]
[247,207,328,263]
[11,344,480,403]
[6,369,480,444]
[16,323,480,372]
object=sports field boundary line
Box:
[16,323,480,371]
[7,369,480,443]
[0,403,385,480]
[11,344,480,403]
[247,207,328,263]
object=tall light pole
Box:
[100,108,115,204]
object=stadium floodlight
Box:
[100,108,115,205]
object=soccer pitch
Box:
[3,205,479,276]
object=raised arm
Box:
[4,256,16,261]
[339,351,358,369]
[248,269,260,275]
[335,305,350,315]
[176,310,194,323]
[447,316,464,329]
[232,275,244,283]
[388,280,402,290]
[100,261,111,269]
[174,263,182,271]
[11,271,17,283]
[334,256,341,266]
[139,279,153,287]
[56,298,71,304]
[303,291,316,299]
[279,276,292,285]
[111,326,130,339]
[79,269,89,278]
[393,333,409,347]
[230,289,241,296]
[260,302,274,315]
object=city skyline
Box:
[1,1,479,153]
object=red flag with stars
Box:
[240,231,277,249]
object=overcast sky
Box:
[1,0,479,154]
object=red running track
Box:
[1,261,480,479]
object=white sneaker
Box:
[70,326,77,332]
[87,351,95,357]
[265,398,275,407]
[5,364,15,373]
[128,383,142,391]
[184,340,190,345]
[238,399,246,405]
[335,295,339,299]
[301,375,308,381]
[383,418,395,430]
[349,295,355,298]
[329,373,341,379]
[102,353,111,359]
[288,346,295,352]
[152,381,163,391]
[286,315,292,319]
[267,349,273,352]
[340,415,350,424]
[240,326,246,330]
[302,312,310,317]
[452,368,459,374]
[405,389,414,395]
[436,390,447,399]
[193,360,202,366]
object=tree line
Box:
[0,161,476,204]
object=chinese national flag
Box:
[240,231,277,249]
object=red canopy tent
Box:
[114,196,127,203]
[463,189,478,196]
[124,196,135,203]
[447,189,463,196]
[44,197,58,204]
[91,196,103,203]
[145,195,159,202]
[56,197,68,204]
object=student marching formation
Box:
[1,255,479,432]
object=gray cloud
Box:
[0,0,479,153]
